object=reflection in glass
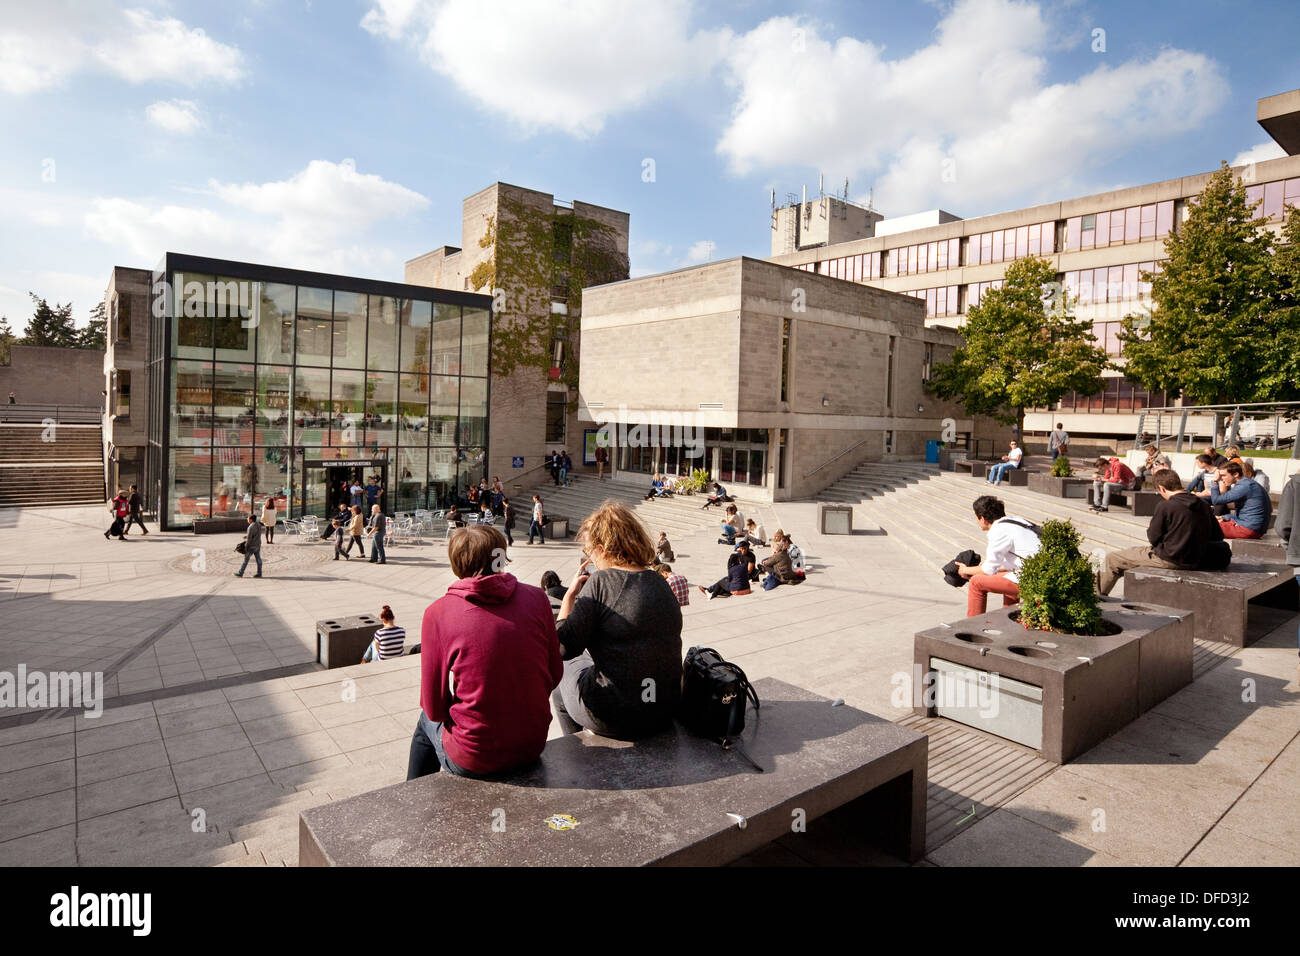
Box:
[213,276,255,360]
[430,375,460,445]
[169,446,212,526]
[296,287,333,366]
[398,372,429,440]
[432,304,461,375]
[256,283,296,365]
[172,272,214,359]
[293,366,332,447]
[171,360,213,446]
[256,366,292,447]
[366,371,397,448]
[212,362,255,441]
[461,308,489,376]
[333,291,367,368]
[458,377,487,447]
[331,368,366,453]
[400,300,432,374]
[367,295,398,371]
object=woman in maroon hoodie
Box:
[407,524,563,780]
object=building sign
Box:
[512,456,524,468]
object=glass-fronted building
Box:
[145,253,492,530]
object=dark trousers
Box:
[504,524,514,545]
[369,533,386,562]
[125,511,148,533]
[106,517,126,539]
[345,534,365,557]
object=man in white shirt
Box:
[1048,423,1070,461]
[955,495,1042,616]
[987,441,1024,486]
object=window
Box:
[118,295,131,343]
[1110,209,1126,244]
[1124,206,1140,243]
[923,342,935,383]
[545,390,567,444]
[1066,217,1081,251]
[780,318,792,403]
[116,370,131,419]
[885,336,896,410]
[1156,200,1174,237]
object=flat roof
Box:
[1258,90,1300,156]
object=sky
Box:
[1,0,1296,330]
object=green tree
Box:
[0,316,14,365]
[21,293,79,348]
[1118,162,1288,405]
[79,302,107,350]
[1264,203,1300,402]
[930,255,1109,440]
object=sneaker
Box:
[1096,506,1108,513]
[233,572,243,577]
[706,591,716,601]
[252,574,262,578]
[104,531,110,539]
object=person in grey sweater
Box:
[555,503,682,739]
[234,514,263,578]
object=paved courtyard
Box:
[0,483,1297,866]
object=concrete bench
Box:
[193,516,248,534]
[958,460,996,479]
[1229,533,1288,563]
[298,678,927,866]
[1027,474,1091,499]
[1123,563,1298,647]
[1004,467,1033,487]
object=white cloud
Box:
[362,0,730,137]
[82,159,430,275]
[146,99,202,134]
[716,0,1229,215]
[0,2,245,94]
[684,240,716,264]
[1231,141,1286,168]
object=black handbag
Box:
[680,646,760,755]
[235,541,247,554]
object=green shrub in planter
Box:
[1015,519,1104,635]
[678,468,711,494]
[1050,455,1073,478]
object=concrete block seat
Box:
[299,678,927,866]
[193,515,249,534]
[1122,563,1298,647]
[1026,473,1091,499]
[957,460,996,479]
[1004,467,1033,487]
[1229,532,1289,563]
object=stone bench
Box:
[298,678,927,866]
[956,460,995,478]
[1229,533,1288,563]
[192,516,249,534]
[1123,563,1298,647]
[1027,474,1091,499]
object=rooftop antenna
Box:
[770,188,775,210]
[844,177,850,201]
[818,173,823,198]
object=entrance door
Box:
[301,462,389,520]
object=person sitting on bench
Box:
[1090,455,1136,513]
[953,495,1041,616]
[407,524,561,780]
[1098,469,1230,595]
[1186,454,1218,494]
[1133,444,1171,489]
[1205,461,1272,539]
[986,441,1023,486]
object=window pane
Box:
[1123,263,1139,300]
[292,366,332,446]
[1080,226,1094,249]
[991,230,1004,262]
[430,375,460,445]
[256,282,295,364]
[366,295,398,371]
[1016,225,1029,258]
[1124,206,1140,242]
[212,361,255,438]
[1155,200,1174,237]
[461,307,490,377]
[295,287,332,367]
[1140,203,1157,239]
[459,377,488,447]
[936,286,947,315]
[333,290,367,368]
[981,233,992,262]
[886,248,898,276]
[1065,217,1080,251]
[171,359,213,446]
[365,371,398,447]
[949,238,960,266]
[1245,184,1264,211]
[172,272,214,359]
[168,446,212,527]
[1094,211,1109,248]
[1285,178,1300,207]
[1028,225,1041,255]
[331,369,366,452]
[1263,180,1283,219]
[213,277,254,361]
[936,241,948,270]
[400,299,432,376]
[1110,210,1126,244]
[928,241,938,270]
[926,288,936,316]
[917,244,928,273]
[907,245,917,274]
[256,366,291,448]
[398,371,429,441]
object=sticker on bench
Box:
[544,814,580,831]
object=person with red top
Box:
[407,524,562,780]
[104,490,130,540]
[1090,455,1136,513]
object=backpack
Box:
[680,647,762,769]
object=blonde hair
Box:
[577,500,655,568]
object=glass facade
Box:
[147,255,492,530]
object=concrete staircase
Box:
[818,462,1153,573]
[0,422,105,507]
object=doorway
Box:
[301,459,389,521]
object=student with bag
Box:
[104,491,129,540]
[952,495,1041,615]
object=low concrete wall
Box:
[0,345,105,407]
[1121,450,1300,488]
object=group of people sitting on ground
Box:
[643,473,676,500]
[699,529,804,599]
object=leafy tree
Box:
[20,293,79,348]
[1119,162,1289,405]
[79,302,107,350]
[930,255,1109,440]
[1264,203,1300,403]
[0,316,14,365]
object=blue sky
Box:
[1,0,1296,329]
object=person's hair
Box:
[331,518,341,526]
[540,570,561,590]
[1225,445,1241,457]
[736,539,750,551]
[447,524,508,578]
[1144,444,1157,453]
[247,514,256,523]
[658,531,667,538]
[1242,460,1256,477]
[1195,453,1214,466]
[130,484,137,490]
[1095,457,1109,468]
[972,495,1006,523]
[713,482,722,490]
[1009,440,1017,445]
[352,505,360,513]
[746,519,756,528]
[653,563,671,573]
[1056,422,1063,428]
[380,605,395,624]
[576,501,655,568]
[1224,461,1244,478]
[1152,469,1182,492]
[532,494,540,501]
[725,504,736,514]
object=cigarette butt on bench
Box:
[726,813,747,830]
[831,698,845,707]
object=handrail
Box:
[0,403,102,424]
[804,437,872,479]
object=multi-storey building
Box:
[406,182,629,486]
[103,266,152,496]
[767,90,1300,442]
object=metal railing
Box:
[804,437,873,479]
[1132,401,1300,458]
[0,403,102,424]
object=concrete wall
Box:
[102,266,152,497]
[0,345,104,407]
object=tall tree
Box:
[79,302,107,350]
[930,255,1109,440]
[1118,162,1286,405]
[1263,203,1300,403]
[0,316,14,365]
[21,293,79,348]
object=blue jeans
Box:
[237,549,262,575]
[528,519,544,544]
[406,711,490,780]
[369,532,386,562]
[988,462,1018,484]
[720,525,738,544]
[362,643,376,662]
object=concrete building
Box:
[0,344,103,409]
[103,266,152,496]
[406,182,629,488]
[767,91,1300,445]
[578,256,1003,500]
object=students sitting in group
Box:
[1243,459,1270,495]
[1133,444,1171,489]
[760,539,803,590]
[1098,469,1229,595]
[700,481,731,509]
[655,531,675,564]
[699,548,754,600]
[644,473,667,501]
[554,502,682,740]
[408,524,561,780]
[718,504,745,545]
[986,440,1024,486]
[1186,454,1218,494]
[1223,446,1245,467]
[363,605,406,662]
[732,539,760,583]
[1090,455,1137,513]
[655,563,690,606]
[953,495,1042,616]
[745,518,767,547]
[772,530,805,573]
[1202,461,1273,539]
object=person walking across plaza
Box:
[501,496,516,546]
[331,518,351,560]
[124,484,148,535]
[1047,423,1070,462]
[527,494,545,545]
[345,505,366,558]
[953,495,1041,615]
[1098,469,1228,595]
[104,490,129,540]
[366,503,387,563]
[233,513,263,577]
[594,443,607,480]
[987,440,1023,486]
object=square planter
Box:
[913,597,1194,763]
[818,503,853,534]
[1027,473,1091,499]
[317,613,382,669]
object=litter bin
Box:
[818,502,853,535]
[926,440,941,464]
[544,516,569,539]
[316,613,381,669]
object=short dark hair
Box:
[540,570,561,589]
[654,563,672,573]
[1095,457,1110,468]
[247,514,256,523]
[972,495,1006,523]
[1224,462,1244,478]
[1195,454,1214,466]
[1152,469,1182,491]
[447,524,507,578]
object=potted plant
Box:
[1050,455,1073,478]
[1014,520,1107,635]
[1028,454,1087,498]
